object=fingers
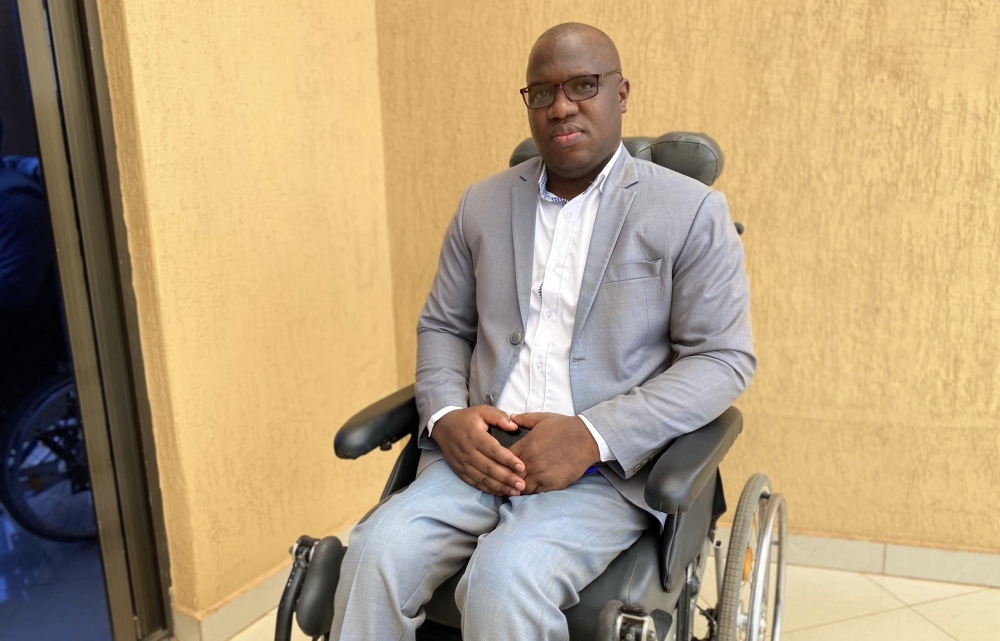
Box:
[477,406,518,432]
[471,449,524,490]
[459,461,521,496]
[459,472,506,496]
[510,412,550,429]
[448,449,518,497]
[483,435,525,474]
[463,430,525,495]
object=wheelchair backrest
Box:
[508,132,724,187]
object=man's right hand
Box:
[431,406,526,497]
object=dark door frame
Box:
[15,1,171,639]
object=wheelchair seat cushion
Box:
[422,528,679,640]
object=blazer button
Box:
[633,464,642,473]
[485,394,495,406]
[510,332,522,345]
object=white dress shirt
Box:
[426,144,625,463]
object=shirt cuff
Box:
[579,414,615,462]
[427,406,463,437]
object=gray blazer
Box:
[414,148,756,525]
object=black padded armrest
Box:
[334,385,419,459]
[644,407,743,514]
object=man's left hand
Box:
[508,412,600,494]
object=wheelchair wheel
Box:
[715,473,787,641]
[0,374,96,542]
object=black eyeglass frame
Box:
[519,70,623,109]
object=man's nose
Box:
[547,85,579,119]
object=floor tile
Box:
[232,608,310,641]
[779,565,906,632]
[1,575,111,641]
[697,562,907,636]
[201,560,300,641]
[865,573,986,606]
[0,511,111,640]
[782,607,954,641]
[52,542,106,583]
[0,604,14,639]
[913,588,1000,641]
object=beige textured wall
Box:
[97,0,400,614]
[377,1,1000,551]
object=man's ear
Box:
[618,78,630,113]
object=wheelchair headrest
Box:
[509,132,724,186]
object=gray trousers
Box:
[329,458,648,641]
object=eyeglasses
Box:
[520,70,622,109]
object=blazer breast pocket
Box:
[602,259,663,283]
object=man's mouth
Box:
[552,131,583,146]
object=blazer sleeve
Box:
[414,187,479,449]
[580,190,756,478]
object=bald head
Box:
[527,23,621,83]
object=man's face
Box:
[525,34,628,180]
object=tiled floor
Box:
[0,508,112,640]
[234,558,1000,641]
[694,558,999,640]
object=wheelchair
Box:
[0,371,95,542]
[275,133,787,641]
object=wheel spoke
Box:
[1,377,96,540]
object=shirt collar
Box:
[538,142,625,205]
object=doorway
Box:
[2,1,170,639]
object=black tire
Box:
[0,374,96,542]
[716,474,771,641]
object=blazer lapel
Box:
[572,152,639,346]
[511,158,543,328]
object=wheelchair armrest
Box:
[643,407,743,514]
[334,385,419,459]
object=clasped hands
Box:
[431,405,601,496]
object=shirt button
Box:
[485,394,495,406]
[545,310,553,319]
[510,332,522,345]
[535,362,542,371]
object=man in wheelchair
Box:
[321,22,755,641]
